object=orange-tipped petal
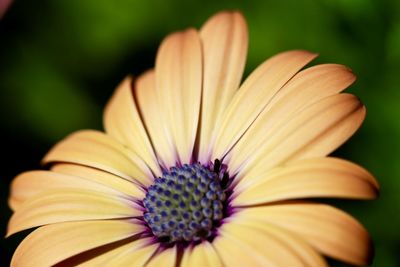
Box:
[238,202,373,265]
[227,64,356,173]
[233,93,365,179]
[10,220,145,267]
[9,168,143,211]
[212,50,317,160]
[155,28,202,165]
[104,76,161,176]
[7,189,141,237]
[197,11,248,162]
[233,157,378,205]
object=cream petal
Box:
[227,64,356,174]
[211,50,317,160]
[146,246,177,267]
[51,163,144,199]
[59,240,133,266]
[104,76,162,176]
[232,157,378,206]
[213,235,268,267]
[42,130,153,187]
[10,220,145,267]
[233,93,365,180]
[79,237,157,266]
[181,241,224,267]
[214,217,320,266]
[197,11,248,163]
[7,188,141,237]
[234,214,328,267]
[155,28,202,165]
[9,169,143,211]
[105,243,158,266]
[238,202,373,265]
[134,70,176,169]
[236,156,378,191]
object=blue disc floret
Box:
[142,161,228,243]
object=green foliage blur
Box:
[1,0,399,266]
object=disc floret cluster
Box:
[142,162,228,242]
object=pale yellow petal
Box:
[72,240,138,266]
[214,217,313,266]
[7,189,141,237]
[232,157,378,206]
[134,70,176,168]
[43,130,153,187]
[227,64,356,173]
[236,156,378,191]
[79,237,157,267]
[52,164,144,199]
[211,50,317,160]
[105,243,158,266]
[10,220,145,267]
[239,202,373,265]
[233,93,365,180]
[197,11,248,162]
[181,241,224,267]
[9,169,142,211]
[104,76,161,176]
[213,234,268,267]
[146,246,177,267]
[233,213,328,267]
[155,29,202,164]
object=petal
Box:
[43,130,153,187]
[78,237,157,266]
[146,246,177,267]
[235,213,328,267]
[181,241,224,267]
[233,93,365,180]
[237,156,378,190]
[197,11,248,162]
[227,64,356,173]
[51,163,144,198]
[211,50,317,160]
[134,70,176,168]
[104,76,162,176]
[214,216,324,266]
[238,202,373,265]
[212,235,266,267]
[106,243,157,266]
[10,220,144,267]
[155,28,202,164]
[7,188,141,237]
[9,168,142,211]
[232,157,378,206]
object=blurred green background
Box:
[1,0,399,266]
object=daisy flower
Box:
[7,11,379,267]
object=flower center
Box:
[142,161,228,243]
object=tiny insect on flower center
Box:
[142,161,229,243]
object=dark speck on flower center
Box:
[142,161,229,243]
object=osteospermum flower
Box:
[7,11,379,267]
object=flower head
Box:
[8,11,379,266]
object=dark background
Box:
[1,0,399,266]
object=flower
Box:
[7,11,379,267]
[0,0,12,19]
